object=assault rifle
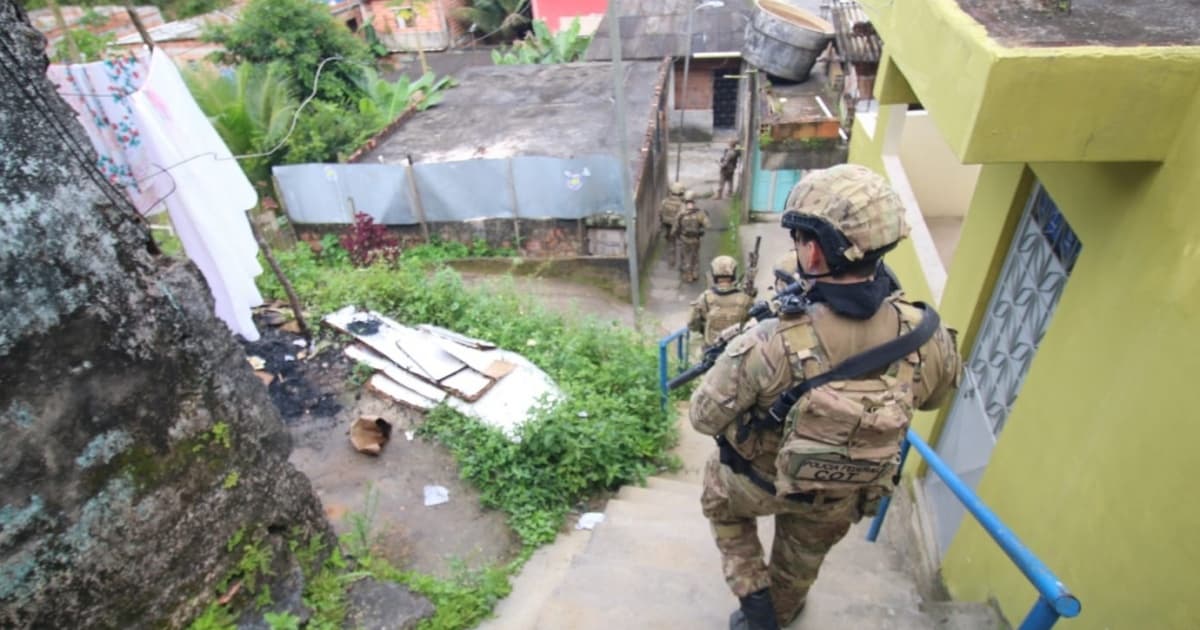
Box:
[666,262,905,391]
[666,278,808,390]
[743,236,762,297]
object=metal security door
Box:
[712,71,738,128]
[924,184,1082,555]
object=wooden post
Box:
[247,213,311,343]
[46,0,81,63]
[506,158,521,252]
[405,154,431,243]
[123,1,154,51]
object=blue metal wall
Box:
[274,154,625,225]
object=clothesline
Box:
[49,49,266,340]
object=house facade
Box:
[847,0,1200,627]
[531,0,606,35]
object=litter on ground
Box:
[324,306,560,438]
[423,485,449,507]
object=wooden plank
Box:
[367,374,438,411]
[324,306,463,382]
[344,344,447,403]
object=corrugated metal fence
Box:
[273,155,626,225]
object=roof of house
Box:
[831,0,881,66]
[955,0,1200,47]
[584,0,832,61]
[352,60,667,172]
[113,6,241,45]
[584,0,753,61]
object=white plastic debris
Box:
[423,485,449,507]
[292,339,307,348]
[575,512,605,530]
[405,430,415,441]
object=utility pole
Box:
[608,1,640,311]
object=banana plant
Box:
[491,18,589,65]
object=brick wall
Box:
[672,58,739,110]
[362,0,468,43]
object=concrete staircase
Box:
[481,419,1007,629]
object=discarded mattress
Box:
[325,306,559,437]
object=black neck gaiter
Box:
[805,274,892,320]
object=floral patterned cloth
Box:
[49,50,264,341]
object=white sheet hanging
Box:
[49,50,263,340]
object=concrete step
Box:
[921,600,1009,630]
[645,475,703,496]
[614,484,701,510]
[533,553,734,630]
[477,529,593,630]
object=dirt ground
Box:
[241,316,518,578]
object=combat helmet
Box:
[781,164,909,274]
[710,255,738,280]
[669,182,685,196]
[684,190,696,202]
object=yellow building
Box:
[847,0,1200,627]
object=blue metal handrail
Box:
[868,429,1081,630]
[657,327,690,409]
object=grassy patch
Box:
[250,240,676,625]
[259,243,672,545]
[718,197,743,262]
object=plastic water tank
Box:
[742,0,835,82]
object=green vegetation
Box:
[719,197,743,263]
[184,62,298,186]
[454,0,531,42]
[222,471,240,489]
[259,239,673,546]
[184,0,456,177]
[53,29,114,63]
[492,19,589,65]
[204,0,369,104]
[356,69,457,125]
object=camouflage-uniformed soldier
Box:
[717,138,742,200]
[660,182,687,268]
[690,256,755,349]
[689,165,962,629]
[674,191,709,283]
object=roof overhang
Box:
[864,0,1200,163]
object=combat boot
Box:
[728,588,779,630]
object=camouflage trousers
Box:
[700,452,859,626]
[679,237,702,281]
[661,221,678,267]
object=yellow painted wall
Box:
[862,0,1200,163]
[898,112,981,219]
[940,94,1200,628]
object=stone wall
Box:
[0,3,329,626]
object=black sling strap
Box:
[764,302,941,427]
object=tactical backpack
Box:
[702,289,753,346]
[769,301,939,497]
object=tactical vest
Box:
[660,197,684,223]
[722,299,924,496]
[703,289,753,346]
[678,210,705,240]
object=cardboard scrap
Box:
[439,367,494,402]
[350,415,392,455]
